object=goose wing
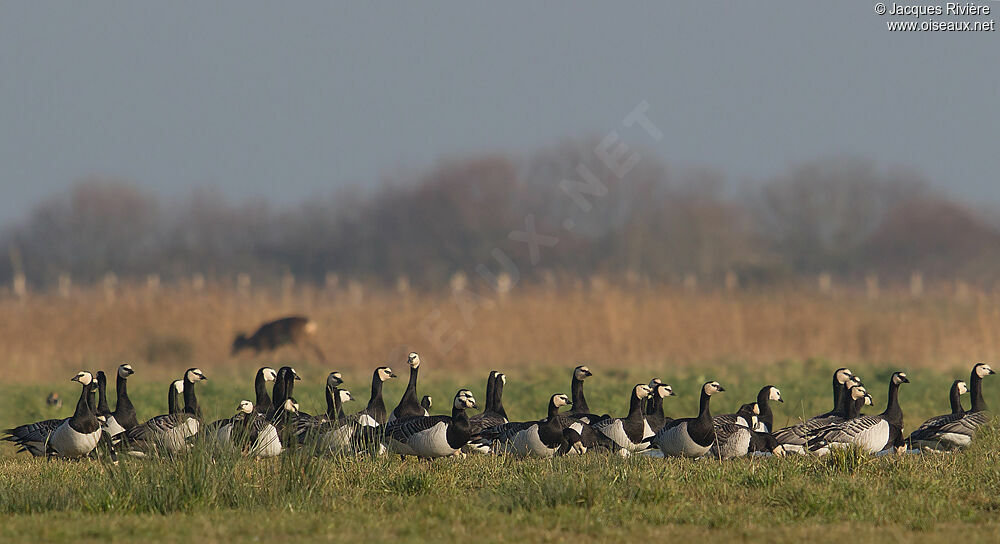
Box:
[810,415,882,445]
[4,418,66,444]
[774,414,844,444]
[386,415,451,444]
[125,413,192,440]
[927,411,990,436]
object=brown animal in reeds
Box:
[232,316,325,362]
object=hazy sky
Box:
[1,2,997,224]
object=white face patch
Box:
[553,394,570,407]
[283,399,297,413]
[118,365,133,378]
[263,368,277,381]
[338,389,354,402]
[73,371,93,385]
[380,367,394,381]
[500,374,507,385]
[173,380,184,393]
[958,381,968,395]
[976,364,994,378]
[574,366,591,380]
[648,378,662,388]
[408,352,420,368]
[187,369,206,382]
[636,385,652,398]
[752,403,760,415]
[237,400,253,414]
[770,388,782,401]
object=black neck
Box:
[846,393,865,419]
[571,376,590,414]
[446,405,472,449]
[882,379,902,426]
[326,386,336,420]
[399,366,419,406]
[647,393,664,418]
[626,389,644,422]
[546,398,561,419]
[271,370,288,407]
[698,389,713,422]
[484,373,496,413]
[368,373,385,415]
[115,373,133,414]
[949,382,965,414]
[255,371,272,412]
[73,382,93,421]
[970,369,988,412]
[96,375,111,415]
[832,375,845,413]
[183,377,200,417]
[756,388,773,428]
[168,384,180,414]
[493,378,507,419]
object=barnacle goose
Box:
[908,379,969,451]
[324,372,346,420]
[125,368,207,454]
[485,394,573,458]
[4,371,104,458]
[386,390,476,458]
[714,402,758,428]
[228,400,285,458]
[168,380,184,415]
[267,366,301,420]
[744,386,782,432]
[774,369,857,453]
[470,372,508,434]
[589,384,655,455]
[421,396,433,412]
[654,381,725,458]
[808,372,909,456]
[570,365,594,417]
[909,363,994,450]
[645,382,676,433]
[389,353,428,423]
[357,366,396,427]
[709,403,785,460]
[317,389,369,454]
[253,367,278,416]
[105,364,137,438]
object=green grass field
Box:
[1,359,998,543]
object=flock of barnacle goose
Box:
[3,355,995,462]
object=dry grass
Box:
[1,282,998,382]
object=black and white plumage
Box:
[654,381,726,458]
[714,402,759,429]
[386,390,476,458]
[253,367,278,416]
[774,368,856,454]
[106,364,137,438]
[487,394,573,458]
[389,353,428,423]
[808,372,909,456]
[4,371,104,458]
[469,372,509,434]
[709,403,785,460]
[125,368,207,454]
[644,382,676,434]
[569,365,596,419]
[747,386,782,432]
[356,366,396,427]
[421,396,432,411]
[168,380,184,415]
[909,363,994,451]
[317,389,368,454]
[266,366,301,421]
[590,384,655,455]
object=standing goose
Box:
[570,365,594,416]
[389,353,427,423]
[253,367,278,416]
[489,394,573,457]
[590,384,655,455]
[125,368,208,454]
[654,381,726,458]
[357,366,397,427]
[4,372,103,458]
[470,372,509,434]
[386,390,477,458]
[909,363,994,450]
[808,372,909,456]
[107,364,137,438]
[645,382,676,434]
[774,370,859,454]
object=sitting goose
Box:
[267,366,301,421]
[4,371,103,458]
[654,381,726,458]
[168,380,184,415]
[908,379,968,450]
[385,390,477,458]
[590,384,655,455]
[710,404,785,460]
[389,353,428,423]
[292,372,348,444]
[224,400,285,458]
[253,367,278,416]
[645,382,676,433]
[356,366,396,427]
[125,368,208,454]
[808,372,909,456]
[733,386,784,432]
[714,402,758,428]
[421,396,433,412]
[487,394,573,458]
[107,364,137,438]
[774,369,858,454]
[909,363,994,450]
[317,389,370,454]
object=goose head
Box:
[656,384,675,398]
[957,380,969,395]
[835,368,854,384]
[337,389,355,403]
[421,395,432,410]
[634,384,652,399]
[648,377,663,388]
[407,352,421,369]
[71,371,94,386]
[290,367,301,381]
[892,371,910,385]
[236,400,254,414]
[767,386,783,403]
[703,381,725,396]
[377,366,396,382]
[751,402,761,415]
[117,364,135,378]
[261,367,277,382]
[454,389,477,410]
[283,398,299,413]
[974,362,995,378]
[172,380,184,394]
[551,394,572,408]
[574,365,593,380]
[185,368,207,383]
[327,371,343,388]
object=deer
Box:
[231,316,326,363]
